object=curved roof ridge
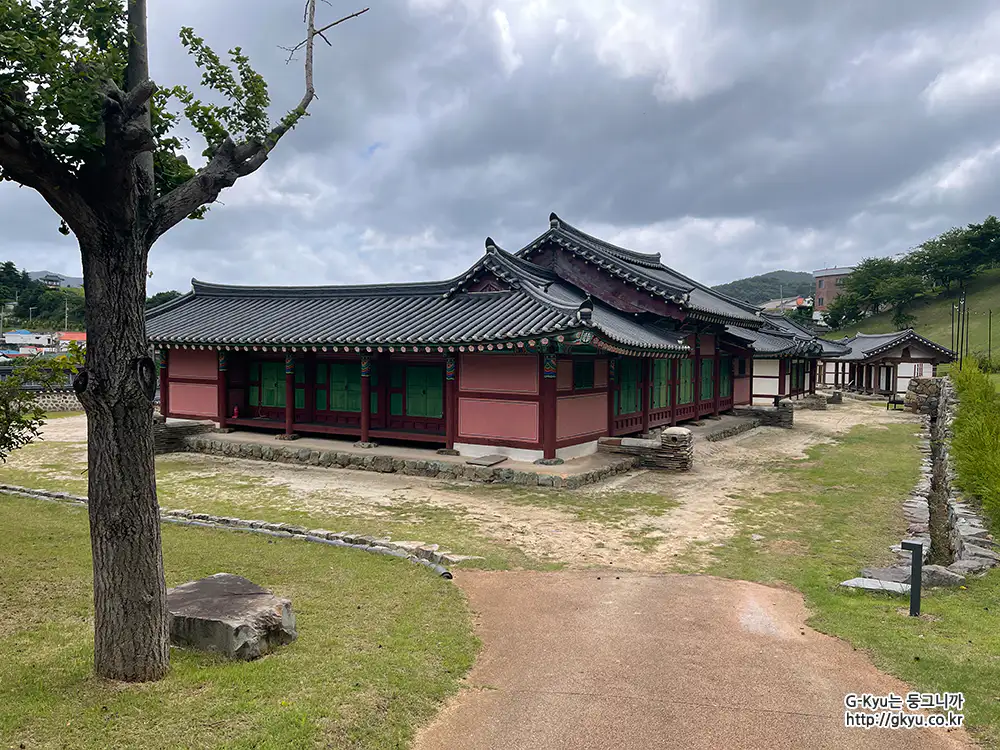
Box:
[190,276,454,299]
[549,212,664,269]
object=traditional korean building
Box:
[147,214,834,461]
[819,330,953,397]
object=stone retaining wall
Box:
[154,421,215,454]
[790,393,828,411]
[703,419,761,442]
[598,427,693,471]
[36,389,82,412]
[184,434,637,488]
[731,401,794,428]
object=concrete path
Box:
[414,572,971,750]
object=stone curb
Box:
[704,418,761,442]
[0,483,464,579]
[182,435,638,488]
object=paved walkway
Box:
[414,572,971,750]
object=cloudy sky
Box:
[5,0,1000,294]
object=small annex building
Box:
[819,330,953,397]
[147,214,836,461]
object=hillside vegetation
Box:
[830,267,1000,353]
[712,270,813,305]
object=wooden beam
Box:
[360,355,372,443]
[284,354,295,436]
[445,356,457,450]
[640,357,651,434]
[158,348,170,418]
[669,358,678,426]
[217,350,228,428]
[541,353,558,459]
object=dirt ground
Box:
[33,401,918,572]
[413,571,970,750]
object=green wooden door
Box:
[260,362,285,408]
[405,366,443,418]
[720,356,732,398]
[651,360,670,408]
[616,358,641,415]
[700,358,714,401]
[677,358,694,404]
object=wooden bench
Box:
[887,394,905,410]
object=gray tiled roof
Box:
[147,244,688,355]
[517,214,763,327]
[725,312,843,358]
[831,330,954,362]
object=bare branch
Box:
[150,2,368,240]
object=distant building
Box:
[812,267,854,315]
[27,270,84,289]
[761,295,813,313]
[4,330,53,348]
[56,331,87,351]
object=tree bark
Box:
[79,230,169,682]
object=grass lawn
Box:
[990,373,1000,393]
[43,410,85,419]
[0,493,477,750]
[829,266,1000,353]
[694,422,1000,746]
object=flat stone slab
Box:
[167,573,297,660]
[861,566,910,583]
[465,454,508,467]
[840,577,911,595]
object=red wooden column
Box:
[669,358,678,426]
[158,347,170,418]
[809,360,817,394]
[360,355,372,443]
[541,353,558,459]
[640,357,651,434]
[284,353,295,436]
[778,359,787,397]
[606,357,617,435]
[217,350,228,428]
[712,354,721,417]
[445,356,457,450]
[693,334,702,416]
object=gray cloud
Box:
[4,0,1000,295]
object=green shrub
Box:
[951,361,1000,532]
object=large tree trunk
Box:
[79,230,169,682]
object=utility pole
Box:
[951,303,956,353]
[64,296,68,331]
[990,309,993,365]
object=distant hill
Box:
[712,270,814,305]
[829,267,1000,355]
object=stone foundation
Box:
[791,393,828,410]
[598,427,693,471]
[183,434,637,488]
[732,401,794,428]
[154,421,216,454]
[703,418,761,442]
[35,389,82,412]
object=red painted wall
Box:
[556,358,573,391]
[459,353,538,394]
[594,359,608,388]
[169,348,217,380]
[169,382,217,418]
[700,334,716,355]
[557,393,608,441]
[734,376,751,405]
[458,398,539,443]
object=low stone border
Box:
[732,402,794,428]
[843,377,999,593]
[598,427,693,470]
[790,393,828,411]
[0,483,473,579]
[183,435,638,488]
[703,418,761,442]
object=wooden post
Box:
[284,353,294,436]
[607,357,617,435]
[748,355,755,405]
[445,356,457,450]
[693,334,702,416]
[778,358,787,396]
[712,354,721,417]
[217,350,228,428]
[158,347,170,419]
[669,358,678,426]
[640,357,651,434]
[542,353,558,459]
[809,359,817,394]
[360,355,372,443]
